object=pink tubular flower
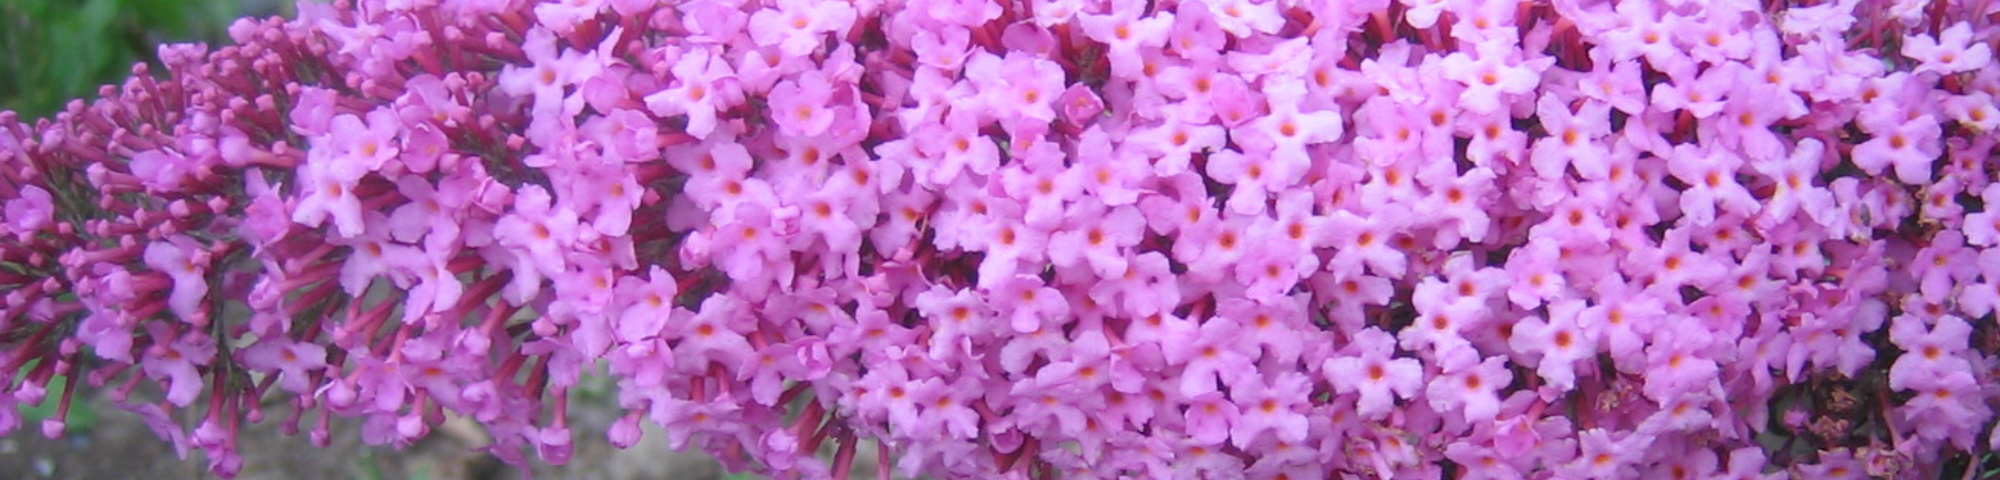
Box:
[330,110,401,174]
[497,28,595,117]
[748,0,856,57]
[495,186,580,296]
[1047,201,1144,278]
[1530,95,1611,180]
[1904,22,1993,75]
[291,155,368,238]
[1322,328,1422,419]
[1440,41,1547,114]
[1227,371,1310,448]
[975,52,1066,124]
[141,323,216,407]
[1425,349,1512,424]
[767,70,837,138]
[1650,64,1736,119]
[644,47,739,140]
[533,0,605,34]
[1852,114,1943,184]
[1182,392,1239,445]
[142,235,211,321]
[1078,2,1175,78]
[1163,314,1257,397]
[1508,300,1594,394]
[238,338,329,394]
[3,185,53,235]
[1668,144,1760,226]
[1887,315,1973,392]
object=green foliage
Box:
[0,0,242,119]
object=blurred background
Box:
[0,0,289,119]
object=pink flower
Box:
[1162,314,1257,397]
[672,296,756,370]
[1560,428,1645,479]
[1571,48,1647,115]
[1503,239,1567,309]
[999,160,1082,231]
[238,338,329,394]
[1668,144,1760,226]
[988,274,1069,333]
[1079,2,1175,78]
[644,47,739,140]
[291,154,367,238]
[330,110,401,174]
[748,0,856,56]
[1206,148,1296,215]
[914,110,1000,185]
[1508,300,1594,394]
[1227,371,1310,448]
[1642,322,1720,404]
[1941,92,2000,133]
[910,27,971,72]
[498,28,595,116]
[767,70,838,138]
[532,0,605,35]
[1130,111,1227,176]
[1578,281,1666,370]
[1087,251,1181,319]
[1887,315,1973,392]
[1425,349,1512,423]
[3,185,53,235]
[142,235,211,321]
[1903,22,1994,75]
[1401,0,1449,29]
[1182,392,1239,445]
[141,323,216,407]
[1752,139,1837,229]
[610,269,679,344]
[1167,1,1227,58]
[1202,0,1283,37]
[1650,63,1736,119]
[1851,113,1944,184]
[1056,84,1105,129]
[1325,210,1408,278]
[914,285,989,360]
[1790,306,1885,380]
[972,52,1065,124]
[495,186,580,301]
[1009,374,1090,438]
[402,246,463,323]
[1070,127,1148,206]
[1440,41,1547,114]
[1895,369,1990,448]
[1529,96,1611,180]
[1322,328,1422,419]
[1420,167,1498,246]
[1048,201,1144,278]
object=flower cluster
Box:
[3,0,2000,478]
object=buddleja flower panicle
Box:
[3,0,2000,479]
